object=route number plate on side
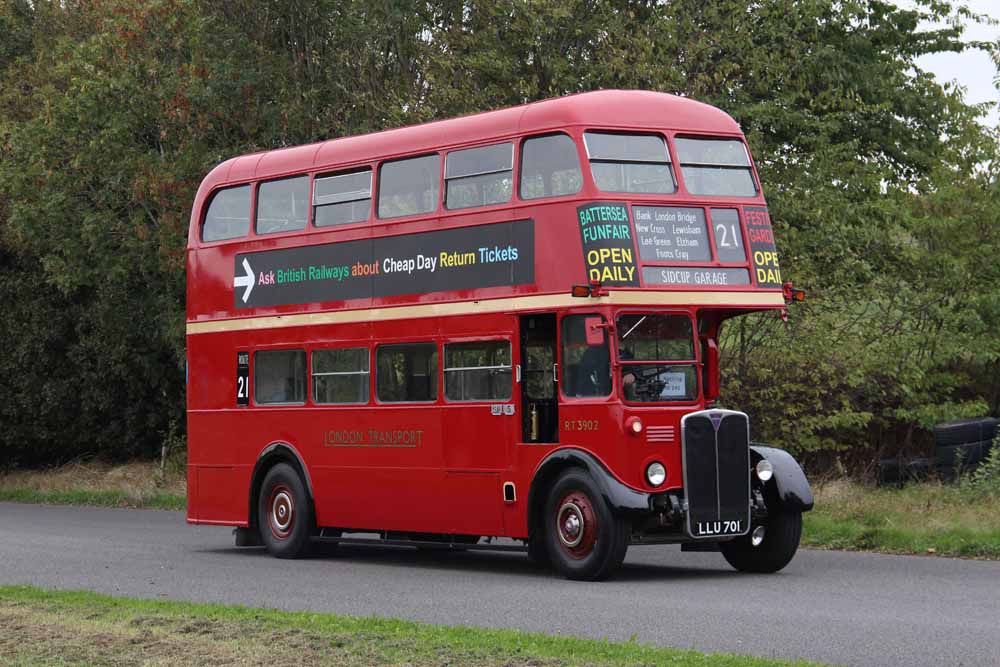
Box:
[236,352,249,407]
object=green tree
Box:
[1,0,997,470]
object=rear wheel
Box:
[258,463,313,558]
[544,469,628,580]
[720,509,802,573]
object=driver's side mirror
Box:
[584,316,606,346]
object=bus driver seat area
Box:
[567,344,612,398]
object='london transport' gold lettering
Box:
[323,429,424,448]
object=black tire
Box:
[720,510,802,573]
[935,441,990,468]
[257,463,314,558]
[543,469,628,581]
[527,537,550,566]
[933,418,997,448]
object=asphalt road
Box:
[1,503,998,667]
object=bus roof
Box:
[200,90,742,189]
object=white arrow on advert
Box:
[234,257,255,303]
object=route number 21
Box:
[715,223,740,248]
[236,351,250,406]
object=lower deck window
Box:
[377,343,438,402]
[444,341,512,401]
[561,315,611,398]
[254,349,306,404]
[313,348,369,404]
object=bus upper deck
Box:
[186,89,785,332]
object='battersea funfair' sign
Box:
[577,202,639,287]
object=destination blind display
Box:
[642,266,751,287]
[633,206,711,262]
[233,220,534,309]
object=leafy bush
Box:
[962,436,1000,496]
[1,0,998,470]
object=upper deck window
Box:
[314,169,372,227]
[256,176,309,235]
[584,132,676,194]
[201,184,250,242]
[445,143,513,210]
[377,154,440,218]
[519,134,582,200]
[674,137,757,197]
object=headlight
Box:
[625,416,643,436]
[756,459,774,482]
[646,461,666,486]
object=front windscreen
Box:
[616,313,697,402]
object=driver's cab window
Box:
[617,313,698,402]
[561,315,611,398]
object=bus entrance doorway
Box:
[520,314,558,443]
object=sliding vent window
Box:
[314,169,371,227]
[202,185,250,242]
[584,132,675,194]
[444,341,512,401]
[254,349,306,405]
[675,137,757,197]
[445,143,513,210]
[377,343,438,402]
[313,348,369,404]
[257,176,309,234]
[378,154,440,218]
[519,134,582,200]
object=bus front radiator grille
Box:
[681,410,751,539]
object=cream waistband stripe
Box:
[185,291,785,335]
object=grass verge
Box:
[0,585,820,667]
[0,487,185,510]
[0,461,185,510]
[803,478,1000,558]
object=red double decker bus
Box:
[186,90,813,580]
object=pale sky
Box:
[906,0,1000,126]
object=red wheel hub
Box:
[267,484,295,540]
[555,491,598,559]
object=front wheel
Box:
[544,469,628,580]
[720,509,802,573]
[258,463,314,558]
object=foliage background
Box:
[1,0,998,471]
